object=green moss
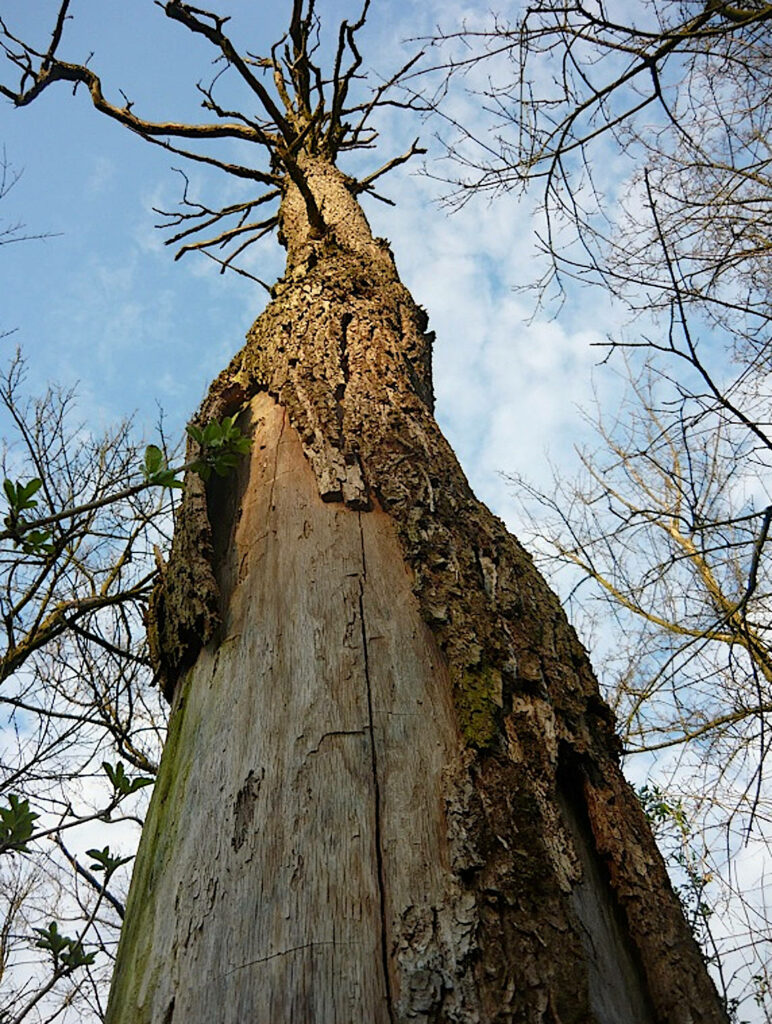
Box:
[454,663,503,749]
[105,675,194,1022]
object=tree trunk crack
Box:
[303,729,367,758]
[337,311,352,404]
[266,407,286,523]
[358,512,395,1023]
[224,940,355,975]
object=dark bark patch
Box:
[231,768,264,852]
[557,751,657,1023]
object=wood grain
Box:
[107,393,464,1023]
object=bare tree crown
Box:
[0,0,424,277]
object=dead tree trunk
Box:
[106,158,726,1024]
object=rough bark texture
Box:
[111,159,727,1023]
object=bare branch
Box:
[200,251,272,291]
[353,138,426,195]
[55,836,126,920]
[161,1,294,142]
[0,49,259,144]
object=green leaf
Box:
[34,922,96,971]
[202,421,221,447]
[103,761,154,796]
[143,444,164,476]
[185,423,204,445]
[128,776,154,792]
[141,446,184,489]
[213,454,239,476]
[20,529,54,555]
[4,477,44,513]
[61,941,96,970]
[103,760,127,794]
[18,478,42,502]
[187,417,251,483]
[34,921,70,959]
[0,794,40,853]
[155,469,184,490]
[86,844,132,878]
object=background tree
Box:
[0,147,51,261]
[423,1,772,1015]
[0,351,168,1023]
[0,2,731,1022]
[0,342,253,1021]
[509,364,771,1017]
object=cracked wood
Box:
[108,395,466,1023]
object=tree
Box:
[0,355,256,1022]
[2,3,729,1021]
[511,366,771,779]
[0,154,168,1022]
[420,0,771,671]
[422,3,772,1014]
[0,338,254,1020]
[421,0,771,594]
[0,147,51,258]
[0,352,169,1023]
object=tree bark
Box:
[107,158,727,1023]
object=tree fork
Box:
[113,160,727,1023]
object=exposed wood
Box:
[107,393,465,1022]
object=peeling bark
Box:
[108,158,727,1023]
